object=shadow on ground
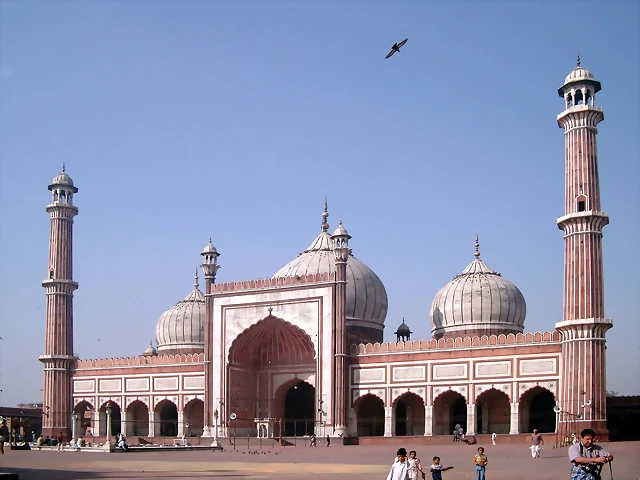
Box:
[0,468,252,480]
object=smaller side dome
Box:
[48,164,78,193]
[141,341,157,357]
[394,318,412,342]
[155,270,206,354]
[429,236,526,339]
[333,220,350,237]
[201,238,219,255]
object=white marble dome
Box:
[429,239,526,339]
[564,66,594,84]
[155,271,205,354]
[273,210,388,333]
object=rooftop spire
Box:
[194,268,199,289]
[577,51,581,67]
[62,162,66,173]
[321,196,329,232]
[474,233,480,258]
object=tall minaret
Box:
[331,219,350,437]
[200,239,221,439]
[555,56,612,437]
[39,166,79,441]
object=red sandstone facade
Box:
[41,62,612,443]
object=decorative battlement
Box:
[349,331,560,355]
[76,352,205,369]
[210,272,333,293]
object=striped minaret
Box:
[39,166,79,441]
[555,56,612,438]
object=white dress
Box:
[386,460,410,480]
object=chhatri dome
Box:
[429,235,526,339]
[155,269,206,354]
[273,200,388,343]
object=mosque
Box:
[39,61,612,443]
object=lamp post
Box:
[105,402,113,449]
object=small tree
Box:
[606,390,619,397]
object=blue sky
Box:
[0,0,638,406]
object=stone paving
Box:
[1,441,638,479]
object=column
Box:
[121,415,128,437]
[348,408,358,436]
[466,403,476,436]
[384,406,393,437]
[148,412,155,438]
[177,411,184,436]
[94,411,101,436]
[424,405,433,436]
[71,415,78,440]
[509,402,520,434]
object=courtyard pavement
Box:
[1,441,638,479]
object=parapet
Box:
[76,352,205,369]
[211,272,333,293]
[349,331,560,355]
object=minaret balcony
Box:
[557,210,609,230]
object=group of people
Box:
[385,448,459,480]
[386,428,614,480]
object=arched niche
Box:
[520,386,556,433]
[155,399,178,437]
[126,400,149,437]
[475,388,510,434]
[433,390,467,436]
[227,314,316,433]
[394,392,424,436]
[184,398,204,437]
[355,394,384,437]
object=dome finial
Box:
[474,233,480,258]
[62,162,66,173]
[321,196,329,232]
[577,51,581,67]
[194,268,199,289]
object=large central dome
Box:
[273,203,388,343]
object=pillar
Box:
[509,402,520,434]
[148,412,155,437]
[384,406,393,437]
[424,405,433,436]
[348,408,358,436]
[466,403,476,435]
[177,411,184,436]
[121,415,128,437]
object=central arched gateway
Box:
[227,314,317,436]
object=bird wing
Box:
[397,38,408,48]
[385,49,396,59]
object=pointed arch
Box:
[475,388,510,434]
[354,393,384,436]
[433,390,467,436]
[519,386,556,433]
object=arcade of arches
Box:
[227,315,317,436]
[353,387,556,437]
[72,398,205,439]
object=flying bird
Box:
[386,38,408,59]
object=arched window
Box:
[575,90,584,105]
[576,194,587,212]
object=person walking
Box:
[473,447,488,480]
[387,448,410,480]
[407,450,424,480]
[530,429,544,459]
[0,419,8,454]
[491,432,496,446]
[568,428,614,480]
[56,432,64,451]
